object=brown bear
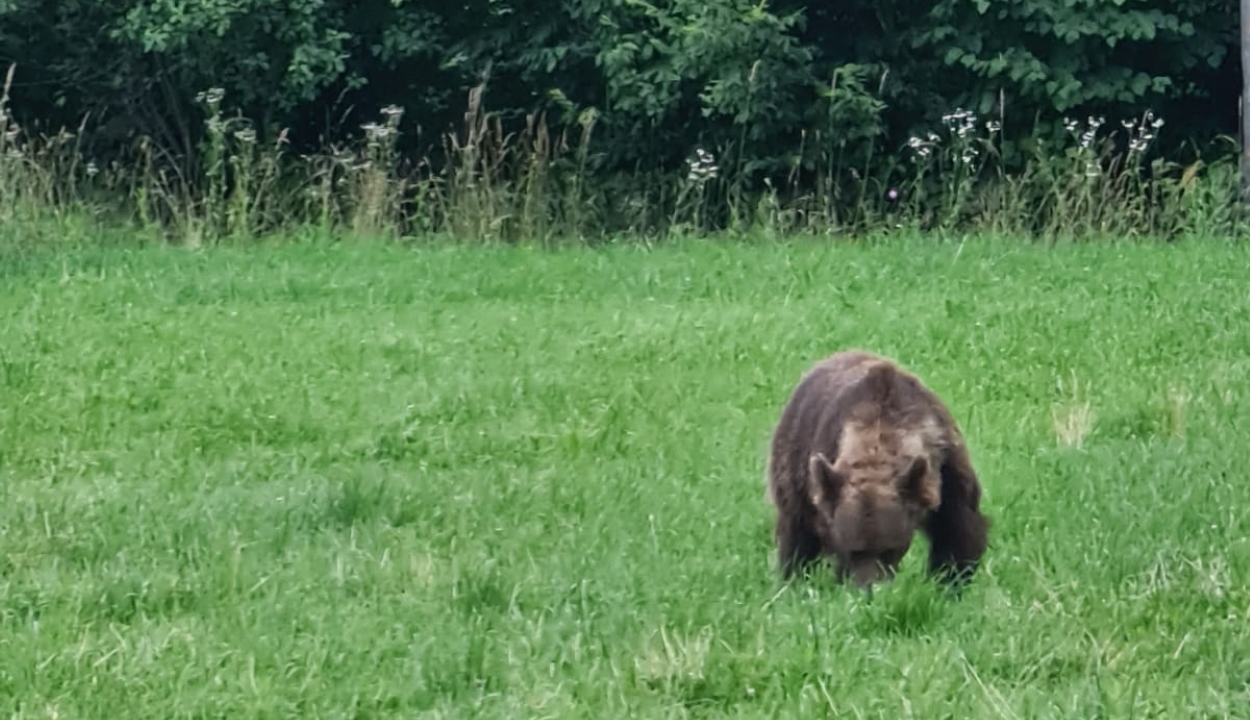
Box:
[765,350,989,592]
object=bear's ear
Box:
[808,452,845,506]
[897,456,935,507]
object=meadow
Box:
[2,235,1249,718]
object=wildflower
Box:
[361,122,393,140]
[1082,117,1104,149]
[941,108,976,139]
[906,135,934,160]
[1125,110,1163,156]
[1064,116,1104,151]
[195,88,225,108]
[886,188,899,201]
[686,147,718,183]
[85,162,99,177]
[985,120,1001,134]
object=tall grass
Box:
[0,62,1245,247]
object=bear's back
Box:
[768,350,961,493]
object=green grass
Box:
[2,235,1249,718]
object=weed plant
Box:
[0,62,1245,248]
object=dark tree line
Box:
[0,0,1238,208]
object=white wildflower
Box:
[906,135,933,159]
[1065,116,1104,151]
[941,108,976,139]
[1126,110,1163,156]
[196,88,225,108]
[361,122,392,139]
[686,147,718,183]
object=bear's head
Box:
[807,451,940,591]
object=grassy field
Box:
[2,235,1249,718]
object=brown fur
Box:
[765,350,989,591]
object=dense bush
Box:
[0,0,1242,242]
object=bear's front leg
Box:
[926,446,990,588]
[775,513,823,580]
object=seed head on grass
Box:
[1052,401,1095,448]
[1165,386,1190,439]
[634,627,713,688]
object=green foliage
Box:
[0,0,1240,243]
[907,0,1234,156]
[592,0,830,170]
[115,0,353,110]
